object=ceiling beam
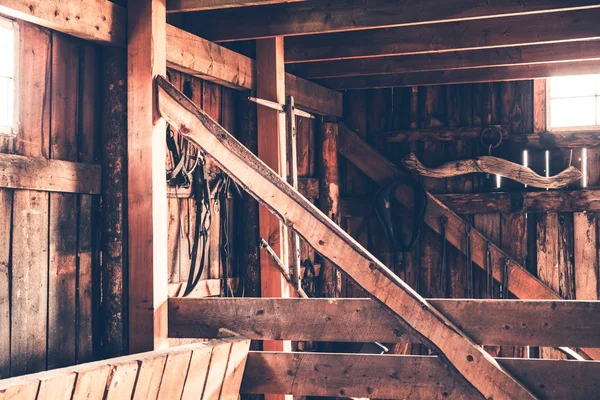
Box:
[288,40,600,79]
[166,25,342,117]
[317,59,600,89]
[167,0,306,13]
[243,351,600,400]
[0,0,125,46]
[183,0,600,42]
[285,8,600,63]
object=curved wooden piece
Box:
[402,152,582,189]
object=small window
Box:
[547,74,600,131]
[0,17,18,137]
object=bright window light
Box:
[548,74,600,130]
[0,17,18,137]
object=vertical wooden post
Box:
[255,38,291,398]
[127,0,168,353]
[319,120,341,297]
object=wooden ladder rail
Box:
[337,122,600,361]
[156,75,538,400]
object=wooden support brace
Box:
[156,75,537,400]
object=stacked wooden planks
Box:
[0,335,250,400]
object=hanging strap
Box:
[501,258,510,299]
[439,216,448,297]
[374,176,428,252]
[485,240,494,299]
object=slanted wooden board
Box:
[157,75,537,400]
[0,336,250,400]
[242,351,600,400]
[168,297,600,347]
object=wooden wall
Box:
[339,81,599,358]
[0,22,100,378]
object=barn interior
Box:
[1,1,600,399]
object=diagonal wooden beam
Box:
[285,8,600,63]
[316,59,600,89]
[287,40,600,79]
[184,0,600,42]
[156,75,537,400]
[169,297,600,348]
[167,0,306,12]
[242,351,600,400]
[0,0,125,46]
[165,24,342,117]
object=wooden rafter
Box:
[0,0,125,46]
[185,0,600,42]
[285,8,600,63]
[156,75,537,400]
[288,40,600,79]
[169,297,600,348]
[317,59,600,89]
[243,352,600,400]
[167,0,305,12]
[166,25,343,117]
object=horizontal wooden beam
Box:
[317,59,600,89]
[168,278,239,298]
[341,189,600,216]
[0,153,101,194]
[167,0,305,12]
[285,8,600,63]
[169,297,600,348]
[242,351,600,400]
[157,76,538,399]
[0,0,125,46]
[512,131,600,149]
[185,0,600,42]
[288,40,600,79]
[165,25,342,117]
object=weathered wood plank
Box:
[165,25,343,117]
[188,0,600,42]
[242,351,600,400]
[157,76,538,399]
[220,338,251,400]
[36,372,77,400]
[71,365,111,400]
[167,0,305,12]
[105,361,140,400]
[0,154,101,194]
[131,355,167,400]
[317,59,600,89]
[0,0,125,45]
[288,40,600,79]
[181,346,212,400]
[285,8,600,63]
[156,351,192,400]
[0,190,10,379]
[127,0,169,353]
[169,297,600,347]
[201,342,233,400]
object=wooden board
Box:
[167,0,305,12]
[0,0,125,45]
[242,351,600,400]
[169,297,600,347]
[0,338,250,400]
[157,76,538,399]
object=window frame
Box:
[0,17,19,138]
[546,74,600,133]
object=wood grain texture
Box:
[201,342,232,400]
[181,346,212,400]
[242,351,600,400]
[220,338,252,400]
[0,190,10,379]
[167,0,305,12]
[0,0,125,45]
[169,297,600,347]
[157,76,538,399]
[127,0,169,353]
[0,154,100,194]
[187,0,600,42]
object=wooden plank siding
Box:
[0,21,101,378]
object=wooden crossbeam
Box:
[165,25,342,117]
[285,8,600,63]
[167,0,305,12]
[0,0,125,46]
[0,337,250,400]
[185,0,600,42]
[341,189,600,216]
[317,59,600,89]
[0,153,101,194]
[288,40,600,79]
[169,297,600,348]
[242,351,600,400]
[156,75,537,400]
